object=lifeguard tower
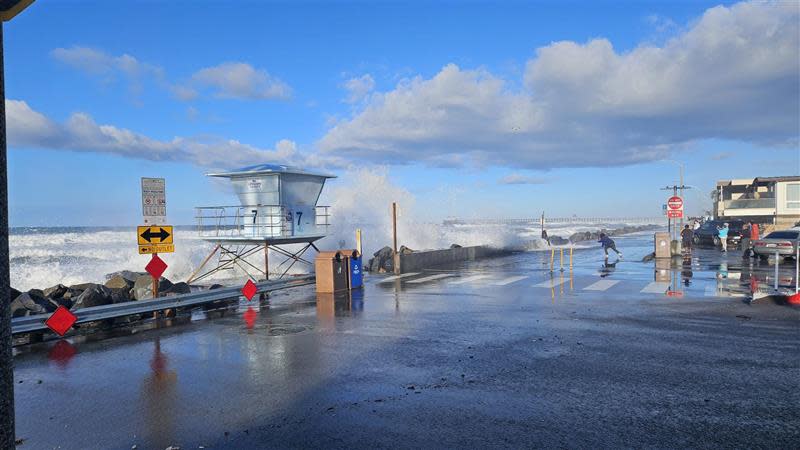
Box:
[187,164,335,283]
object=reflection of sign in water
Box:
[142,338,177,447]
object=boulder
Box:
[69,282,96,292]
[71,284,113,309]
[208,284,224,290]
[549,236,569,245]
[164,282,191,295]
[10,299,29,318]
[10,287,21,301]
[641,252,656,263]
[450,244,462,249]
[368,246,395,272]
[105,275,134,291]
[13,291,57,315]
[43,284,68,299]
[399,245,414,254]
[104,270,145,282]
[109,288,132,304]
[131,275,173,300]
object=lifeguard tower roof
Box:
[207,163,336,179]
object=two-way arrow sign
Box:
[138,226,173,244]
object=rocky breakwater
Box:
[9,270,194,319]
[546,224,662,245]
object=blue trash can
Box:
[348,250,363,289]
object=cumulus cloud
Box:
[498,173,551,185]
[319,1,799,170]
[179,62,292,100]
[342,74,375,103]
[5,100,332,170]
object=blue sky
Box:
[5,0,799,226]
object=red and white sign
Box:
[667,196,684,218]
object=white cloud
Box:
[51,46,165,97]
[342,74,375,103]
[498,173,551,185]
[319,1,799,170]
[182,62,292,100]
[5,100,333,170]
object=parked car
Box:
[692,220,745,248]
[752,228,800,260]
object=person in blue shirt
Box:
[598,233,622,258]
[717,223,729,252]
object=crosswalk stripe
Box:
[704,286,717,297]
[535,277,568,288]
[378,272,420,283]
[583,280,620,291]
[449,275,492,285]
[407,273,455,284]
[640,282,670,294]
[492,275,529,286]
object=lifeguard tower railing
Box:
[195,205,331,239]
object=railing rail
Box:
[195,204,331,239]
[724,198,776,210]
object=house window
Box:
[787,183,800,209]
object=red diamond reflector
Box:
[146,254,168,279]
[45,306,77,337]
[242,279,257,301]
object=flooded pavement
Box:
[12,233,800,449]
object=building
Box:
[714,176,800,228]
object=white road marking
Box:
[704,286,717,297]
[378,273,420,283]
[492,275,529,286]
[449,275,492,285]
[583,280,620,291]
[640,282,670,294]
[535,277,567,288]
[407,273,455,284]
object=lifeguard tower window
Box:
[188,164,336,283]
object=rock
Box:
[208,284,224,290]
[548,236,569,245]
[13,291,57,315]
[71,284,113,309]
[369,246,395,272]
[109,288,132,304]
[105,270,145,282]
[399,245,414,254]
[10,300,30,318]
[43,284,68,299]
[642,252,656,262]
[131,275,173,300]
[450,244,462,249]
[105,275,134,291]
[164,282,191,295]
[10,287,21,301]
[69,282,96,292]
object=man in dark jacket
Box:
[598,233,621,258]
[680,224,693,251]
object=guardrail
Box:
[443,217,664,225]
[195,204,331,239]
[11,275,315,335]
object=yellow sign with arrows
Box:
[137,225,174,254]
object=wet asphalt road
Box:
[12,234,800,449]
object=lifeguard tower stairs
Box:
[187,164,335,283]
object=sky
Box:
[4,0,799,226]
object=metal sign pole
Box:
[0,23,15,450]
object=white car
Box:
[752,227,800,260]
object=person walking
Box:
[598,233,621,258]
[717,222,729,252]
[680,224,693,252]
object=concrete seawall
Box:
[398,246,509,273]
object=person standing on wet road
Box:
[717,223,729,252]
[681,224,693,252]
[598,233,621,258]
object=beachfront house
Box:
[713,176,800,229]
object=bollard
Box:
[774,250,780,292]
[560,248,564,272]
